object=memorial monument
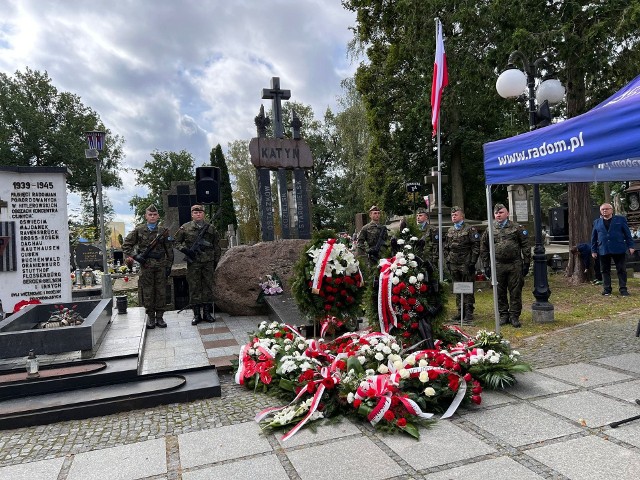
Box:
[0,166,73,312]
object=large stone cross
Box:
[262,77,291,139]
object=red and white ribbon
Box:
[377,257,397,333]
[405,365,467,418]
[235,343,251,385]
[311,238,336,294]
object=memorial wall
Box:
[0,166,72,312]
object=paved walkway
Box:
[0,307,639,479]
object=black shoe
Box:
[510,317,522,328]
[602,291,611,296]
[499,317,510,326]
[146,315,155,329]
[203,304,216,323]
[155,317,167,328]
[620,291,630,297]
[191,305,203,326]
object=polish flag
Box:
[431,20,448,136]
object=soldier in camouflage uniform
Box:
[444,206,480,324]
[123,205,174,329]
[480,203,531,328]
[416,207,439,266]
[174,204,221,325]
[356,205,388,269]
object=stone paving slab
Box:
[593,352,640,374]
[378,420,496,470]
[66,437,167,480]
[526,435,640,480]
[595,379,640,404]
[605,421,640,448]
[285,435,405,480]
[536,362,634,387]
[423,456,545,479]
[461,403,582,447]
[533,390,640,427]
[177,421,272,469]
[0,457,64,480]
[509,371,579,399]
[182,454,289,480]
[275,417,361,448]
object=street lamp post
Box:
[85,130,112,300]
[496,51,565,323]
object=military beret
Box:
[191,204,205,212]
[493,203,507,213]
[369,205,381,212]
[146,204,158,213]
[451,206,464,214]
[416,207,428,214]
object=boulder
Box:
[213,239,308,316]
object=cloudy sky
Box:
[0,0,358,230]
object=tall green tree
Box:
[226,140,260,243]
[0,68,124,195]
[208,144,237,234]
[129,150,195,220]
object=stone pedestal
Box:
[532,302,555,323]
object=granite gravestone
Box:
[75,243,103,269]
[0,166,73,312]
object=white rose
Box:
[405,355,416,365]
[347,392,354,403]
[417,273,424,281]
[489,355,500,364]
[374,352,385,361]
[424,387,436,397]
[393,360,403,370]
[407,253,415,260]
[397,238,405,245]
[409,276,417,284]
[419,359,428,367]
[399,369,410,379]
[392,276,400,284]
[512,350,520,356]
[409,261,418,268]
[402,266,409,273]
[377,364,389,374]
[358,355,367,364]
[419,371,429,383]
[382,346,391,354]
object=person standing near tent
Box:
[591,203,635,296]
[480,203,531,328]
[444,206,480,325]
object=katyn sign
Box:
[249,137,313,169]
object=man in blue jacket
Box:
[591,203,635,296]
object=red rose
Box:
[326,277,333,284]
[353,399,361,408]
[383,410,395,421]
[392,295,400,304]
[344,276,354,285]
[408,297,417,306]
[408,285,416,294]
[402,313,411,321]
[428,370,439,381]
[334,277,342,285]
[472,385,483,394]
[322,377,335,389]
[286,333,294,340]
[346,296,354,303]
[463,373,472,382]
[410,322,418,329]
[327,295,335,302]
[324,304,332,311]
[416,305,424,312]
[340,289,348,296]
[396,418,407,427]
[398,282,406,290]
[403,304,411,311]
[420,284,427,292]
[307,381,316,393]
[335,360,347,370]
[471,395,482,405]
[392,286,401,295]
[402,331,411,338]
[274,331,282,338]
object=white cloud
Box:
[1,0,357,228]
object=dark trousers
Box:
[599,253,627,294]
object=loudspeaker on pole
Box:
[195,167,220,204]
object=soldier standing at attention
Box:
[356,205,388,269]
[480,203,531,328]
[174,204,221,325]
[123,205,173,329]
[444,206,480,325]
[416,207,438,265]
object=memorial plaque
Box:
[249,137,313,169]
[277,169,290,239]
[75,243,103,269]
[294,169,311,239]
[257,168,274,241]
[0,167,72,312]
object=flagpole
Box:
[437,118,444,283]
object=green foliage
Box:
[208,144,238,234]
[0,68,124,195]
[129,150,195,220]
[226,140,260,243]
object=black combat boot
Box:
[146,311,155,329]
[203,304,216,323]
[510,316,522,328]
[461,309,474,326]
[155,313,167,328]
[192,305,203,326]
[499,317,510,326]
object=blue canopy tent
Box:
[482,74,640,329]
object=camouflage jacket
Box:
[122,222,174,266]
[444,222,480,266]
[174,221,221,264]
[480,220,531,266]
[418,223,439,264]
[356,221,388,258]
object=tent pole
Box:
[485,185,500,334]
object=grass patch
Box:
[444,272,640,343]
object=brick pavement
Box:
[0,308,638,479]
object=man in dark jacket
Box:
[591,203,635,296]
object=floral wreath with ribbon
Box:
[291,230,365,335]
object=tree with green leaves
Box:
[129,150,195,220]
[226,140,260,243]
[208,144,237,234]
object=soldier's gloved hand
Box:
[390,237,398,252]
[165,267,171,277]
[416,239,425,251]
[467,264,476,276]
[484,267,491,279]
[522,263,530,277]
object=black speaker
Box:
[195,167,220,204]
